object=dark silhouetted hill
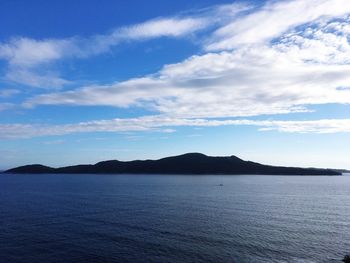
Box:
[4,153,341,175]
[6,164,55,174]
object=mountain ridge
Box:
[4,153,341,175]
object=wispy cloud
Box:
[0,38,73,88]
[2,116,350,139]
[251,119,350,133]
[5,69,71,89]
[117,18,208,39]
[0,15,211,88]
[0,16,210,67]
[0,38,72,67]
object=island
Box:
[4,153,341,175]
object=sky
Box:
[1,0,350,169]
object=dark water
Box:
[1,174,349,263]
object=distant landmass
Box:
[4,153,341,175]
[335,169,350,174]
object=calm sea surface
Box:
[1,173,349,263]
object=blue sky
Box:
[1,0,350,169]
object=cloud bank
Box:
[1,0,350,137]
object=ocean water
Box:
[0,174,349,263]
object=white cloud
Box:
[117,18,208,39]
[26,45,350,117]
[206,0,350,51]
[69,16,213,58]
[275,18,350,65]
[0,38,72,67]
[248,119,350,133]
[6,69,71,89]
[1,116,350,139]
[0,37,74,88]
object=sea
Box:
[1,173,349,263]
